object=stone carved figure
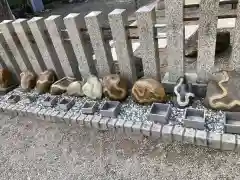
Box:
[174,76,195,108]
[20,71,37,91]
[67,81,84,97]
[204,70,240,111]
[82,75,102,100]
[0,69,11,88]
[102,74,128,101]
[132,78,166,104]
[36,70,57,94]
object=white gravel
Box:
[0,114,239,180]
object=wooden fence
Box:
[0,0,239,85]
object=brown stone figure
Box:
[36,70,57,94]
[0,68,11,88]
[102,74,128,101]
[20,71,37,91]
[132,78,166,104]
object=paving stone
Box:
[50,110,60,123]
[172,125,185,142]
[123,121,134,134]
[55,111,67,123]
[0,102,5,112]
[183,128,196,144]
[91,115,102,129]
[115,119,126,133]
[70,111,81,125]
[141,122,153,137]
[84,115,94,128]
[161,125,173,142]
[15,105,25,116]
[45,108,54,121]
[132,121,143,135]
[195,130,207,146]
[76,114,86,126]
[99,117,110,130]
[208,132,221,149]
[32,107,42,118]
[38,108,48,120]
[221,133,236,151]
[20,106,29,117]
[107,118,118,129]
[236,135,240,152]
[151,123,162,138]
[10,104,18,116]
[63,111,74,125]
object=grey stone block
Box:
[183,108,206,130]
[38,108,48,120]
[91,115,102,129]
[20,106,28,117]
[50,110,60,123]
[15,105,25,116]
[100,101,121,118]
[151,123,162,138]
[99,117,110,130]
[123,121,134,134]
[221,133,236,151]
[7,95,20,104]
[58,98,75,111]
[162,125,174,142]
[208,132,221,149]
[81,101,98,115]
[172,125,185,142]
[236,135,240,152]
[224,112,240,134]
[132,121,143,134]
[45,108,54,121]
[183,128,196,144]
[63,112,74,125]
[115,119,125,133]
[107,118,118,129]
[149,103,171,124]
[76,114,86,126]
[43,96,58,107]
[195,130,207,146]
[141,122,153,137]
[70,112,81,125]
[2,103,11,113]
[84,115,94,128]
[32,107,42,118]
[54,111,66,123]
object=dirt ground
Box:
[0,114,239,180]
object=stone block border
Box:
[0,97,239,152]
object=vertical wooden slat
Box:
[197,0,219,82]
[12,19,45,74]
[0,20,33,73]
[64,13,97,79]
[85,11,114,78]
[28,17,64,78]
[229,0,240,72]
[44,15,77,78]
[108,9,137,84]
[165,0,185,82]
[136,6,160,80]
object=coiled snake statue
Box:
[174,76,195,108]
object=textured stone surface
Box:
[132,78,166,104]
[208,132,221,149]
[64,13,96,78]
[165,0,184,82]
[27,17,61,77]
[36,70,57,94]
[172,125,185,142]
[66,81,84,97]
[108,9,137,83]
[123,121,134,134]
[115,119,125,133]
[236,135,240,151]
[107,118,118,129]
[85,11,114,77]
[12,19,43,74]
[195,130,207,146]
[151,123,162,138]
[197,0,219,82]
[141,122,152,137]
[20,71,37,91]
[221,134,236,151]
[76,114,86,126]
[91,115,102,129]
[136,6,160,80]
[183,128,196,144]
[161,125,173,142]
[44,15,76,78]
[102,74,128,101]
[132,121,142,134]
[82,75,102,100]
[99,117,110,130]
[84,115,94,128]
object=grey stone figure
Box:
[174,76,195,108]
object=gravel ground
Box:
[0,114,240,180]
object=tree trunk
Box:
[0,0,14,21]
